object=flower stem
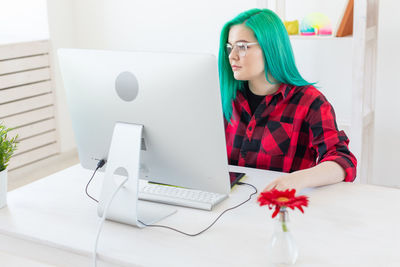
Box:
[281,221,288,232]
[279,207,288,232]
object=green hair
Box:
[218,8,314,122]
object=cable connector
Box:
[97,159,106,169]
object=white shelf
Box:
[289,35,353,40]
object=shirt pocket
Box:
[261,121,293,156]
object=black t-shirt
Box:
[244,82,265,115]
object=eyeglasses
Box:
[225,42,258,57]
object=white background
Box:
[0,0,49,44]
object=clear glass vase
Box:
[266,207,298,266]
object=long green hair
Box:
[218,8,313,122]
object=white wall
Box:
[372,0,400,187]
[0,0,49,44]
[46,0,77,154]
[73,0,258,54]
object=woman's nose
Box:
[228,48,239,60]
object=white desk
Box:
[0,165,399,267]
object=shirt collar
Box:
[275,83,293,99]
[239,82,292,100]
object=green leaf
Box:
[0,122,19,170]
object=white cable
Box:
[93,177,128,267]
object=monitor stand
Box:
[97,122,176,228]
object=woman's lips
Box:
[231,65,241,71]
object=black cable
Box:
[85,159,106,203]
[85,166,258,237]
[138,181,258,236]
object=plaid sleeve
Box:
[306,96,357,182]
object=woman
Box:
[218,9,357,193]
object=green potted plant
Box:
[0,123,18,208]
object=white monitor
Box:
[57,48,231,196]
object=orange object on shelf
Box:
[336,0,354,37]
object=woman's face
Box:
[227,24,265,81]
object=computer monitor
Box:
[57,49,232,226]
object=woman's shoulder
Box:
[289,84,329,105]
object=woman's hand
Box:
[262,172,306,193]
[261,161,346,194]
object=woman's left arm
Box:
[263,160,345,192]
[263,94,357,193]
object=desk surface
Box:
[0,164,399,267]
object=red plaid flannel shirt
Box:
[225,83,357,182]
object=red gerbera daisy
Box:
[258,189,309,218]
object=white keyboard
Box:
[138,182,228,211]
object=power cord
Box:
[85,159,106,203]
[85,165,258,237]
[137,181,257,236]
[93,175,128,267]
